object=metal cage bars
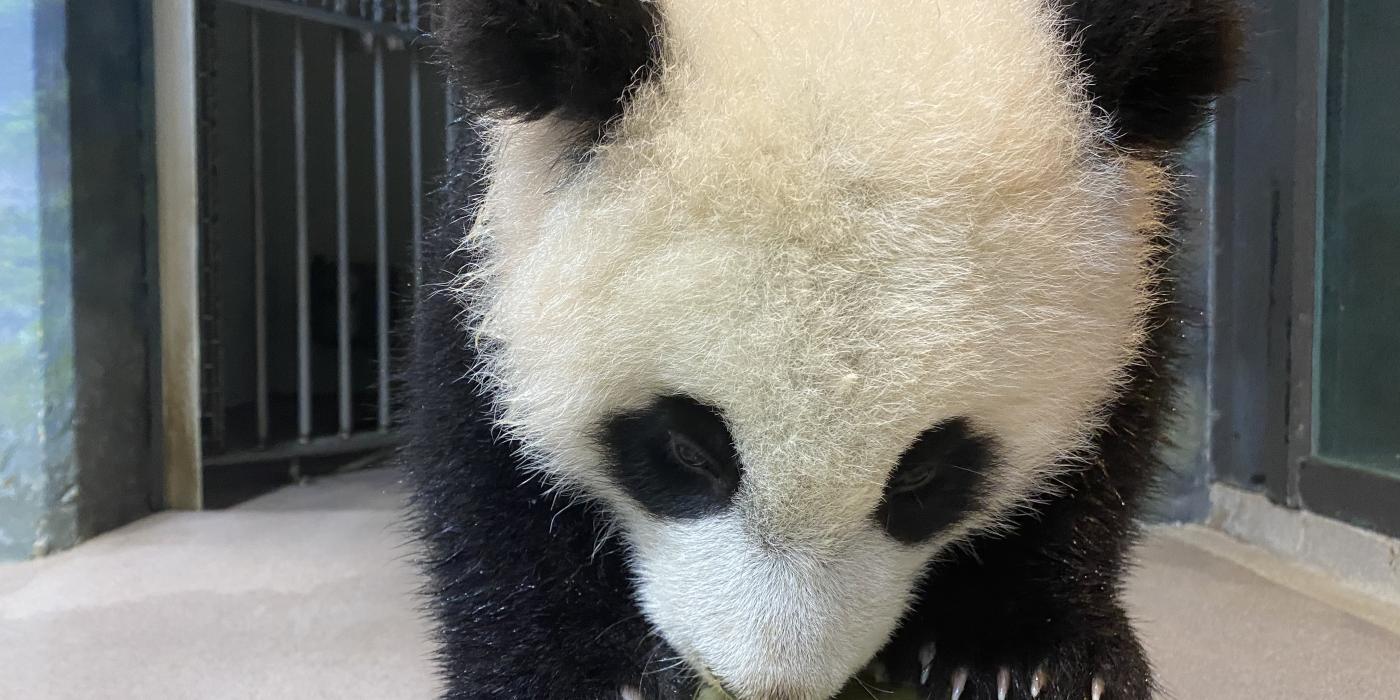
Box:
[199,0,450,470]
[220,0,425,41]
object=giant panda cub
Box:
[406,1,1240,698]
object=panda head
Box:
[440,1,1238,698]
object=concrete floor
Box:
[2,468,1398,700]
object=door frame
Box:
[153,0,205,510]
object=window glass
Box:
[1315,0,1400,476]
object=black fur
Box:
[1061,0,1242,149]
[598,395,743,520]
[434,0,662,126]
[876,418,998,545]
[401,137,698,700]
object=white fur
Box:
[631,512,927,698]
[454,1,1167,697]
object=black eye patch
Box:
[876,418,998,544]
[595,395,742,519]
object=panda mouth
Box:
[680,652,728,695]
[685,659,735,700]
[692,686,733,700]
[693,682,734,700]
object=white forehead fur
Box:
[457,0,1166,695]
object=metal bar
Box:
[294,19,312,444]
[202,431,400,468]
[373,10,391,431]
[335,23,353,437]
[409,5,424,295]
[250,11,269,448]
[196,1,228,455]
[217,0,422,43]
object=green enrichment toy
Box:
[694,681,918,700]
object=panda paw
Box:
[901,631,1153,700]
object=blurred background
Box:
[0,1,1396,698]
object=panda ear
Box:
[436,0,663,126]
[1063,0,1243,150]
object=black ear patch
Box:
[1061,0,1243,150]
[435,0,663,126]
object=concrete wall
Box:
[1150,131,1220,523]
[67,0,160,539]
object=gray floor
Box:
[2,468,1398,699]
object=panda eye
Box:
[667,431,724,476]
[876,418,998,544]
[599,395,743,519]
[887,460,939,495]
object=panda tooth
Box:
[951,668,968,700]
[919,642,937,684]
[1030,666,1048,698]
[997,667,1010,700]
[1092,676,1106,700]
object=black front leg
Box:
[405,373,699,700]
[878,465,1155,700]
[877,300,1175,700]
[404,168,701,699]
[403,252,697,699]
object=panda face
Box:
[452,0,1173,697]
[595,399,1004,696]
